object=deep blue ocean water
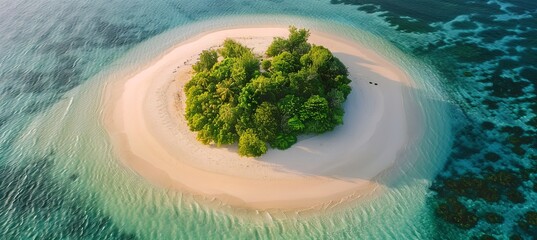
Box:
[0,0,535,239]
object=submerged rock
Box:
[436,198,478,229]
[517,211,537,236]
[484,212,504,224]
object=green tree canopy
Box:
[184,27,352,157]
[219,39,253,59]
[266,26,311,57]
[238,129,267,157]
[192,49,218,72]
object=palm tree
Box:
[216,82,234,103]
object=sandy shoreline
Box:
[103,27,417,211]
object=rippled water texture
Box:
[0,0,535,239]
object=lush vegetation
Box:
[184,27,352,157]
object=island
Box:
[103,26,417,211]
[184,27,352,156]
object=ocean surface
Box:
[0,0,535,239]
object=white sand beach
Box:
[102,27,418,211]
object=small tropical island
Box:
[184,27,352,156]
[104,26,416,210]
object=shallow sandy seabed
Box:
[103,27,420,211]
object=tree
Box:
[188,113,208,131]
[251,75,278,102]
[184,27,352,157]
[271,134,297,150]
[277,94,301,118]
[287,116,305,132]
[217,103,238,125]
[253,102,279,142]
[211,58,235,81]
[271,51,299,74]
[327,88,346,108]
[238,129,267,157]
[216,82,234,102]
[266,26,311,57]
[300,95,329,122]
[287,26,311,55]
[239,54,260,80]
[219,39,252,58]
[192,50,218,72]
[306,46,333,71]
[300,69,324,97]
[300,95,332,133]
[266,37,288,57]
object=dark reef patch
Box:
[484,212,504,224]
[435,198,478,229]
[451,21,477,30]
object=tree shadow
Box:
[242,51,454,189]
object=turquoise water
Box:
[0,0,535,239]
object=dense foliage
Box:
[184,27,352,157]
